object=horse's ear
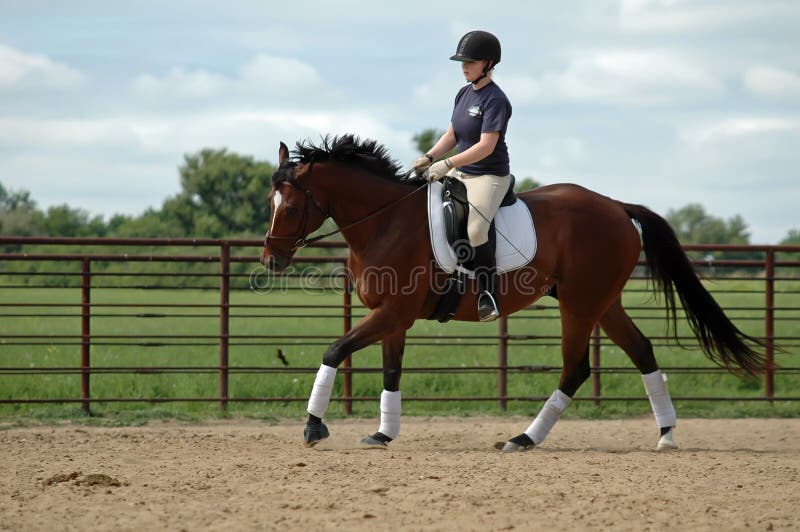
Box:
[279,142,289,165]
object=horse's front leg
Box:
[360,329,406,448]
[304,308,399,447]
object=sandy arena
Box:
[2,417,799,531]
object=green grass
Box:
[1,272,798,425]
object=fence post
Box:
[591,324,601,406]
[81,258,91,414]
[343,274,353,415]
[498,315,508,411]
[765,248,775,403]
[219,242,230,411]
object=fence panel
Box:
[0,236,798,411]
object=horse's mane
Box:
[289,134,421,184]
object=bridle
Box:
[264,175,330,253]
[264,166,428,255]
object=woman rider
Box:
[413,30,512,322]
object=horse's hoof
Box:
[656,428,678,451]
[303,422,329,448]
[359,434,389,448]
[500,433,535,453]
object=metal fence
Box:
[1,236,798,413]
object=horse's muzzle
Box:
[261,247,292,272]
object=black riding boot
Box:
[472,242,500,322]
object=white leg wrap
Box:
[377,390,401,439]
[307,364,337,418]
[523,389,572,445]
[642,369,677,428]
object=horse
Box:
[261,135,765,452]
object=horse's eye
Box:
[285,206,298,216]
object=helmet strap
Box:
[471,61,493,86]
[471,73,487,86]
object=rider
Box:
[413,30,512,322]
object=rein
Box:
[266,170,428,251]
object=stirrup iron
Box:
[478,291,500,322]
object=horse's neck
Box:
[319,167,421,254]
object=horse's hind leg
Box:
[599,297,678,450]
[502,310,595,452]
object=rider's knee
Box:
[467,221,490,248]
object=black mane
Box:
[287,135,422,185]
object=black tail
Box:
[621,202,766,376]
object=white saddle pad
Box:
[427,181,537,275]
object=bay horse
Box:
[261,135,765,452]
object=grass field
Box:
[1,269,798,424]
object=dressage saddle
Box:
[441,174,517,261]
[429,175,518,322]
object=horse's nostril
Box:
[263,253,288,272]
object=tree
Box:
[160,148,277,237]
[412,128,458,159]
[666,203,751,245]
[778,229,800,276]
[781,229,800,245]
[1,182,44,239]
[111,209,175,238]
[514,177,540,193]
[0,182,36,211]
[413,129,443,154]
[42,204,107,237]
[665,203,758,266]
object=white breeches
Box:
[450,170,511,247]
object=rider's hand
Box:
[427,159,451,181]
[412,154,433,172]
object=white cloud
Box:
[678,117,800,147]
[0,151,178,217]
[0,107,417,217]
[238,53,321,88]
[617,0,800,33]
[494,75,543,105]
[134,67,230,98]
[0,117,137,149]
[0,43,84,91]
[502,49,723,106]
[744,66,800,99]
[537,138,586,170]
[0,107,416,170]
[133,53,322,99]
[411,72,465,109]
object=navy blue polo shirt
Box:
[450,81,512,176]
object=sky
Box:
[0,0,798,243]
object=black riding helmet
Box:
[450,30,501,68]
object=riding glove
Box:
[427,160,451,181]
[412,154,433,171]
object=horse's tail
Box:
[620,202,766,376]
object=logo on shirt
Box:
[468,105,482,118]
